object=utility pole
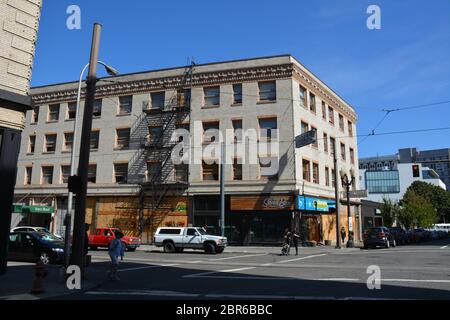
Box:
[70,23,102,272]
[220,141,225,237]
[333,139,341,249]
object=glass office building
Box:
[365,171,400,194]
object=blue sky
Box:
[31,0,450,158]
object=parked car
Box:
[8,231,65,265]
[11,226,63,240]
[389,227,410,245]
[363,227,396,249]
[154,227,227,254]
[88,228,141,251]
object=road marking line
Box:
[440,245,448,249]
[207,253,268,261]
[183,267,256,278]
[118,263,179,272]
[382,279,450,283]
[85,290,199,297]
[278,254,327,264]
[315,278,360,281]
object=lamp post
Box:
[64,56,118,268]
[340,168,355,248]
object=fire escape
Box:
[134,63,194,243]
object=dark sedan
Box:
[8,231,65,265]
[363,227,396,249]
[389,227,410,245]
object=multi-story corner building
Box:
[14,55,360,245]
[359,147,450,190]
[0,0,42,274]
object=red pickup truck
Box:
[88,228,141,252]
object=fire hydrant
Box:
[30,260,48,294]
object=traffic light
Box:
[412,164,420,178]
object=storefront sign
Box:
[296,196,335,212]
[230,195,294,211]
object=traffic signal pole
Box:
[70,23,101,272]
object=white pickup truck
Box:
[154,227,227,254]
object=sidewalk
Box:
[0,261,110,300]
[137,243,363,254]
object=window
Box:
[322,101,327,121]
[258,118,277,141]
[25,167,32,185]
[309,92,316,113]
[204,87,220,106]
[114,163,128,183]
[86,165,96,183]
[63,133,73,152]
[175,164,188,182]
[365,171,400,193]
[48,104,60,121]
[146,161,162,182]
[90,131,100,150]
[259,157,278,180]
[147,126,163,145]
[311,126,318,148]
[202,161,219,181]
[116,129,130,150]
[67,102,77,120]
[61,165,70,184]
[232,84,242,104]
[350,148,355,164]
[28,135,36,153]
[313,163,319,184]
[178,89,191,107]
[41,166,53,184]
[348,121,353,137]
[299,85,307,108]
[301,121,309,134]
[339,114,345,131]
[151,92,165,109]
[328,107,334,125]
[118,96,132,115]
[340,143,346,160]
[325,167,330,187]
[44,134,57,153]
[202,121,219,143]
[258,81,276,102]
[233,158,242,180]
[232,119,242,143]
[330,137,336,157]
[302,159,311,182]
[31,107,39,123]
[93,99,102,117]
[323,133,328,153]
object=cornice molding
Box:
[292,65,357,122]
[31,64,294,105]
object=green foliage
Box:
[380,197,398,227]
[398,190,437,229]
[407,181,450,222]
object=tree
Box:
[380,197,398,227]
[407,181,450,223]
[399,190,437,229]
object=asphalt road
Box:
[56,240,450,300]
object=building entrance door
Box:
[306,216,321,243]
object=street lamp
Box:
[340,168,355,248]
[64,61,118,267]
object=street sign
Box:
[295,130,317,148]
[341,190,368,199]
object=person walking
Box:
[340,226,347,244]
[292,230,300,255]
[108,231,125,281]
[282,228,292,255]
